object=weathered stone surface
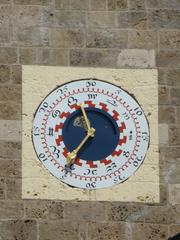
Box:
[117,49,155,68]
[143,206,175,224]
[159,123,168,145]
[86,29,128,48]
[169,184,180,205]
[25,200,63,219]
[129,0,145,10]
[0,220,37,240]
[87,12,116,28]
[166,69,180,86]
[64,201,105,221]
[159,106,176,124]
[51,29,85,48]
[159,0,180,8]
[6,178,22,199]
[88,222,131,240]
[131,223,168,240]
[157,51,180,67]
[37,48,68,65]
[14,0,51,5]
[0,160,21,177]
[159,86,170,105]
[0,201,24,219]
[160,146,180,164]
[106,203,144,222]
[128,30,158,49]
[70,49,118,67]
[148,10,180,29]
[39,220,79,240]
[0,120,21,142]
[0,0,11,3]
[0,65,10,84]
[170,88,180,105]
[160,31,180,49]
[169,125,180,145]
[89,0,107,10]
[0,48,17,64]
[13,27,49,47]
[11,65,22,84]
[55,0,89,10]
[158,68,166,85]
[160,184,168,203]
[12,5,42,28]
[0,178,5,199]
[177,107,180,125]
[116,12,128,28]
[54,11,85,28]
[19,48,37,65]
[128,11,147,29]
[0,6,11,43]
[42,7,54,28]
[0,141,21,159]
[146,0,159,8]
[0,86,21,102]
[107,0,128,10]
[168,164,180,184]
[0,102,21,120]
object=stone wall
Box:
[0,0,179,239]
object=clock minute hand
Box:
[80,103,94,137]
[66,127,96,165]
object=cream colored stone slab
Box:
[93,182,160,203]
[22,66,159,202]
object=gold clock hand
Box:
[80,103,94,136]
[67,127,95,165]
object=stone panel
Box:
[55,0,89,10]
[86,29,128,48]
[116,12,128,28]
[170,88,180,105]
[39,220,79,240]
[0,65,10,84]
[19,48,37,65]
[128,30,158,49]
[0,201,24,219]
[0,48,17,64]
[87,12,116,28]
[88,222,131,240]
[128,11,147,29]
[159,106,176,124]
[37,48,68,66]
[156,51,180,68]
[0,6,11,43]
[166,69,180,86]
[11,65,22,84]
[148,10,180,29]
[0,178,5,199]
[89,0,107,10]
[0,102,21,120]
[0,159,21,178]
[107,0,128,10]
[159,86,170,105]
[160,31,180,49]
[54,11,86,28]
[6,178,22,199]
[129,0,145,10]
[0,141,21,160]
[146,0,159,8]
[169,126,180,145]
[117,49,155,68]
[50,29,85,48]
[70,49,118,67]
[0,220,37,240]
[0,86,21,102]
[106,203,145,222]
[131,223,168,240]
[159,0,180,8]
[169,184,180,205]
[0,120,21,142]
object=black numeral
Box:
[38,153,48,162]
[123,112,130,120]
[106,162,117,172]
[86,81,96,87]
[123,151,130,158]
[68,96,78,106]
[84,169,97,175]
[88,94,97,99]
[86,182,96,189]
[52,110,61,118]
[33,126,40,136]
[107,99,118,107]
[50,146,60,158]
[56,85,68,95]
[39,102,48,113]
[134,107,143,116]
[133,156,143,167]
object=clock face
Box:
[32,79,150,189]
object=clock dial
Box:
[32,79,150,189]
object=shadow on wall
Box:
[168,233,180,240]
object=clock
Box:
[32,79,150,189]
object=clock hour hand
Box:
[66,127,95,165]
[80,103,94,136]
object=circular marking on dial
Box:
[32,79,150,189]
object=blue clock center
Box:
[62,107,119,161]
